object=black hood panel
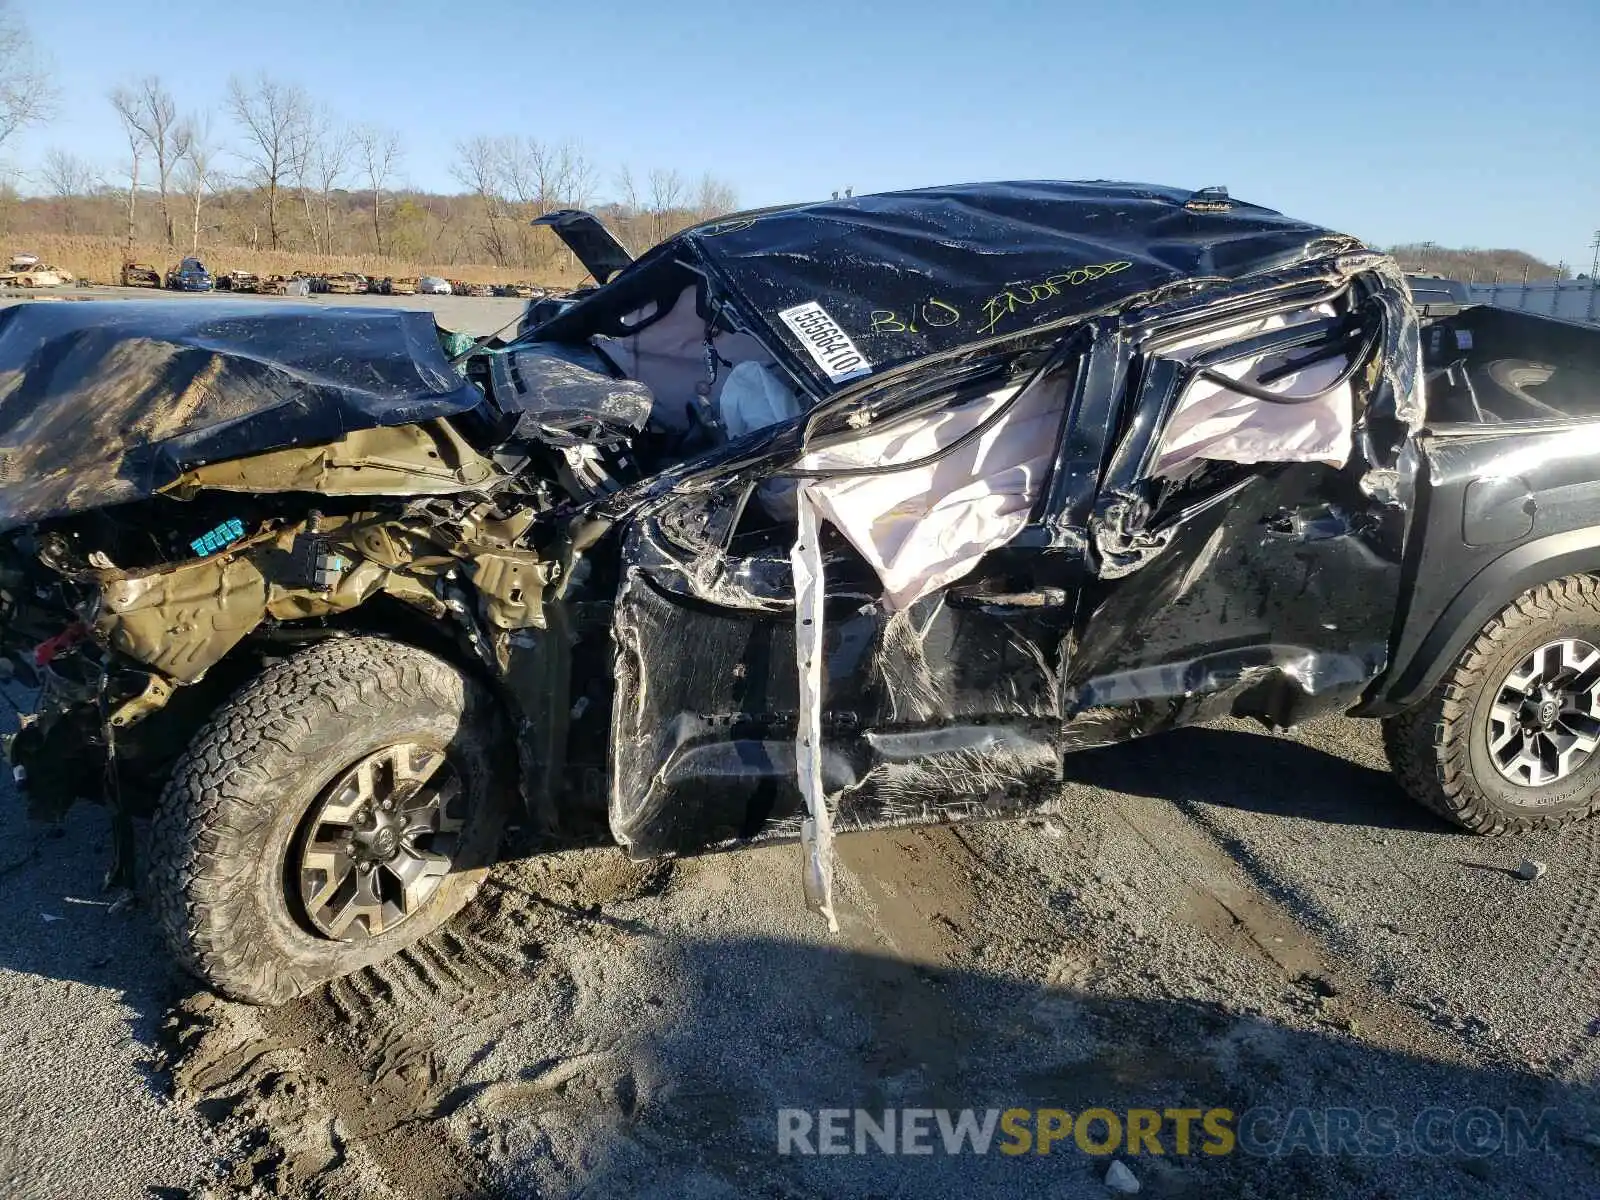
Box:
[0,300,484,529]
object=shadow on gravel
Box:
[1060,726,1454,833]
[0,802,183,1028]
[472,932,1600,1200]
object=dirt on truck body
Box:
[4,179,1600,1003]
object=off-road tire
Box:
[1384,574,1600,834]
[148,637,509,1004]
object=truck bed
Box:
[1422,305,1600,426]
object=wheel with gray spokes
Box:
[1486,638,1600,786]
[296,743,466,940]
[1385,576,1600,834]
[150,638,509,1005]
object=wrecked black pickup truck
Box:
[4,180,1600,1004]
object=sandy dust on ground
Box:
[67,714,1591,1200]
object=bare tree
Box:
[451,136,510,266]
[496,137,597,214]
[294,113,351,254]
[39,148,93,232]
[692,172,737,221]
[613,164,646,252]
[176,115,219,253]
[226,74,310,250]
[354,125,401,255]
[108,86,143,250]
[648,168,685,244]
[560,142,599,208]
[615,164,641,212]
[116,78,187,246]
[0,2,56,153]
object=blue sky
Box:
[9,0,1598,266]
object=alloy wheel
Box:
[293,742,465,939]
[1487,638,1600,786]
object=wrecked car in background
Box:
[0,262,73,288]
[121,262,162,289]
[496,282,545,299]
[6,180,1600,1005]
[263,273,312,297]
[215,270,263,293]
[165,257,213,292]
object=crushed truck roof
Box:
[548,180,1361,393]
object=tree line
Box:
[0,4,738,270]
[1387,243,1572,284]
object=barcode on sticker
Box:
[778,302,871,383]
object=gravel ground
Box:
[1,289,1598,1198]
[5,711,1600,1199]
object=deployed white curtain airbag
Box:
[794,380,1054,611]
[784,302,1360,929]
[1153,306,1353,476]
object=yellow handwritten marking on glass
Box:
[869,298,962,334]
[977,261,1133,335]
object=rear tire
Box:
[148,637,509,1004]
[1384,575,1600,834]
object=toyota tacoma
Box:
[2,181,1598,1004]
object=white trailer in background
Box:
[1463,279,1600,326]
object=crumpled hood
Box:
[0,300,485,529]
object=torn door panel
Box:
[1058,263,1421,739]
[609,500,1069,857]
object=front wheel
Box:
[1385,575,1600,834]
[148,637,509,1004]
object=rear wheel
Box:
[148,637,509,1004]
[1384,575,1600,833]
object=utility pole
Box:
[1589,230,1600,279]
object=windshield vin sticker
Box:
[778,302,872,383]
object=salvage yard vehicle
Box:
[216,270,262,293]
[165,257,213,291]
[389,276,420,296]
[6,180,1600,1004]
[263,274,312,296]
[323,272,366,295]
[120,262,162,289]
[0,262,73,288]
[418,275,450,295]
[262,273,311,296]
